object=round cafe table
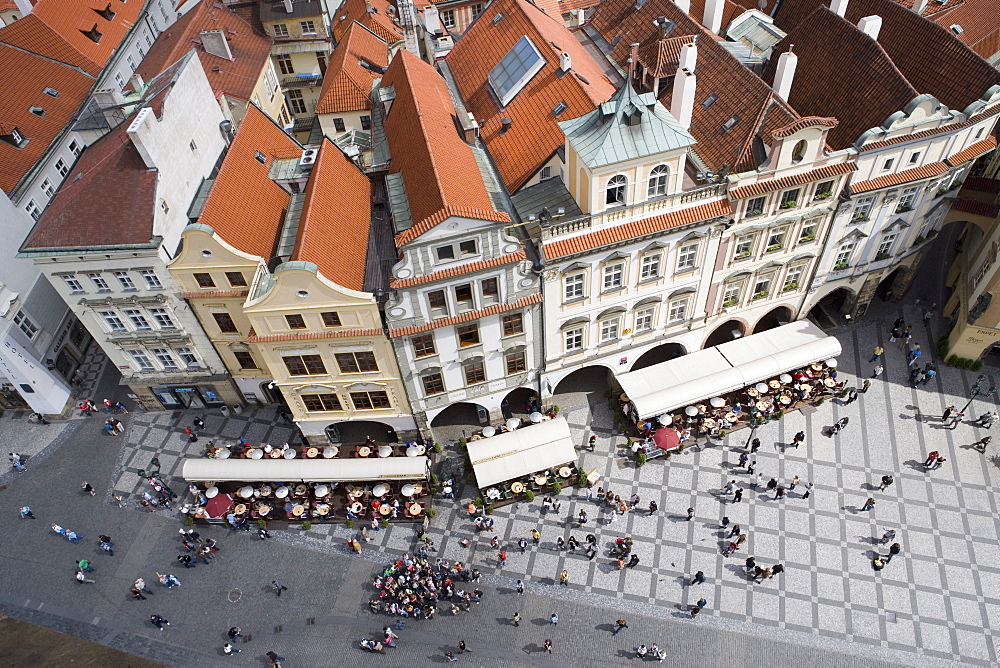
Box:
[292,505,305,517]
[408,503,423,516]
[768,379,781,389]
[205,486,219,499]
[316,505,330,515]
[486,488,500,500]
[234,504,247,514]
[558,466,572,478]
[511,482,525,494]
[411,484,423,495]
[269,450,282,458]
[350,502,363,514]
[379,505,391,516]
[725,412,739,422]
[416,445,426,455]
[824,378,837,388]
[275,486,289,499]
[349,487,364,498]
[306,447,319,458]
[534,475,548,486]
[358,446,371,458]
[259,485,272,496]
[258,505,271,516]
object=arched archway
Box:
[500,387,538,419]
[430,402,489,429]
[703,319,745,349]
[630,342,687,372]
[875,266,908,301]
[552,365,614,396]
[325,420,399,445]
[808,287,855,328]
[752,306,793,334]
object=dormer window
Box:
[94,3,115,20]
[0,126,28,149]
[605,175,627,206]
[81,24,103,43]
[29,106,44,117]
[647,165,669,198]
[489,36,545,107]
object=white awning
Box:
[181,457,429,483]
[467,416,577,489]
[619,320,841,420]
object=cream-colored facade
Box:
[246,59,291,129]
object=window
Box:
[285,314,306,330]
[300,20,316,34]
[115,73,125,90]
[799,221,818,243]
[410,335,435,358]
[505,350,526,374]
[814,180,833,200]
[455,284,475,312]
[564,273,584,301]
[852,195,875,221]
[321,311,341,327]
[212,312,238,333]
[194,272,215,288]
[225,271,247,287]
[69,140,81,156]
[24,200,40,220]
[273,23,288,37]
[129,350,154,371]
[502,313,524,336]
[753,276,771,299]
[599,317,619,342]
[677,243,698,270]
[647,164,669,197]
[540,166,552,180]
[13,310,37,339]
[564,327,584,352]
[605,175,627,206]
[766,228,786,251]
[41,179,54,198]
[427,290,448,318]
[303,394,343,411]
[286,89,306,114]
[634,306,654,332]
[876,233,896,259]
[335,351,378,373]
[139,269,162,289]
[734,234,754,260]
[282,354,326,376]
[481,278,499,306]
[783,265,803,291]
[151,348,177,369]
[745,196,765,217]
[421,373,445,396]
[457,323,480,347]
[602,262,624,291]
[126,55,135,71]
[908,152,921,165]
[55,159,68,176]
[779,189,800,210]
[87,273,109,291]
[471,2,485,18]
[112,271,134,290]
[149,308,175,329]
[176,347,199,367]
[63,275,84,293]
[100,311,125,332]
[440,8,456,27]
[160,200,169,214]
[275,54,294,75]
[360,115,371,130]
[834,241,855,269]
[463,360,486,385]
[233,351,257,370]
[897,186,919,212]
[332,118,345,132]
[668,298,688,323]
[435,245,455,261]
[459,240,478,256]
[489,36,545,106]
[882,158,894,171]
[722,282,742,307]
[351,391,390,410]
[124,309,150,330]
[791,139,807,163]
[640,254,661,280]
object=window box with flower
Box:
[779,200,798,210]
[833,261,849,270]
[798,234,816,243]
[874,251,891,261]
[722,298,739,308]
[766,243,784,252]
[752,291,770,300]
[895,204,913,213]
[782,281,799,292]
[813,192,832,201]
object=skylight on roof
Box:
[44,87,59,98]
[722,115,740,132]
[489,36,546,108]
[702,93,717,109]
[552,101,568,117]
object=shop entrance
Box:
[151,385,224,409]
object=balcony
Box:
[281,74,323,89]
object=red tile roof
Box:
[137,0,274,104]
[315,22,389,115]
[962,176,1000,193]
[858,112,991,151]
[900,0,1000,61]
[390,249,526,288]
[945,135,997,166]
[851,161,949,193]
[388,292,543,337]
[729,162,858,200]
[448,0,616,192]
[291,138,372,291]
[556,0,601,11]
[382,49,510,245]
[533,0,564,20]
[637,34,697,79]
[249,327,384,342]
[688,0,746,27]
[951,197,1000,218]
[198,104,301,260]
[332,0,402,44]
[21,123,157,250]
[772,117,839,139]
[543,199,731,259]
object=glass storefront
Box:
[151,385,225,409]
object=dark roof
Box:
[259,0,325,21]
[510,176,583,222]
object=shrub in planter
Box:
[380,519,389,528]
[550,481,562,495]
[257,519,267,529]
[524,489,535,502]
[677,444,685,454]
[302,521,312,530]
[485,504,494,515]
[184,515,195,526]
[427,508,437,518]
[553,405,560,414]
[948,354,960,367]
[577,471,588,487]
[816,398,826,405]
[636,452,647,467]
[345,519,354,528]
[937,335,950,358]
[433,442,442,453]
[431,473,440,485]
[473,497,484,508]
[458,437,467,448]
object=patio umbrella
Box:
[314,484,329,497]
[323,447,336,458]
[529,412,543,423]
[238,486,254,499]
[373,484,388,497]
[378,446,392,458]
[685,405,698,416]
[216,448,231,459]
[249,449,263,459]
[283,449,296,459]
[653,428,680,451]
[205,486,219,499]
[205,493,233,518]
[482,426,496,437]
[506,418,521,431]
[779,373,793,384]
[825,358,838,367]
[275,486,289,499]
[755,383,769,394]
[401,484,416,497]
[406,447,419,457]
[710,397,725,408]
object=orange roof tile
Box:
[951,197,1000,218]
[389,293,543,337]
[543,200,731,259]
[729,162,858,200]
[962,176,1000,193]
[137,0,274,104]
[315,22,389,115]
[448,0,616,192]
[291,139,371,291]
[851,161,949,193]
[249,327,384,342]
[688,0,746,27]
[533,0,564,20]
[332,0,402,44]
[382,49,510,244]
[945,135,997,166]
[771,117,839,138]
[198,105,301,260]
[557,0,601,11]
[902,0,1000,60]
[390,249,526,288]
[637,34,697,79]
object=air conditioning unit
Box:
[299,148,318,168]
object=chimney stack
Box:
[129,73,145,92]
[283,0,293,12]
[424,5,442,34]
[772,47,797,102]
[857,15,882,40]
[500,118,513,135]
[200,30,233,61]
[126,107,156,170]
[912,0,928,13]
[93,88,126,126]
[12,0,32,16]
[673,0,690,13]
[670,43,697,129]
[559,52,572,73]
[677,41,697,72]
[703,0,724,35]
[830,0,849,18]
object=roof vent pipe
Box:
[673,0,690,13]
[500,118,512,135]
[857,15,882,40]
[830,0,849,17]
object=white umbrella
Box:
[216,448,231,459]
[755,383,769,394]
[506,418,521,431]
[685,405,698,416]
[238,486,254,499]
[710,397,725,408]
[323,447,336,459]
[283,449,296,459]
[378,445,392,458]
[529,412,543,423]
[205,486,219,499]
[656,415,670,425]
[314,484,329,497]
[372,484,388,497]
[401,484,416,497]
[779,373,793,384]
[275,486,289,499]
[406,447,418,457]
[825,358,838,368]
[482,426,496,437]
[249,448,263,460]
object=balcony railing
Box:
[281,75,323,89]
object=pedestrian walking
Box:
[792,431,805,449]
[879,475,894,491]
[81,481,95,496]
[690,605,702,618]
[549,612,559,625]
[943,406,955,422]
[555,536,565,550]
[975,435,992,453]
[738,452,749,468]
[271,580,287,596]
[648,500,658,515]
[766,478,777,492]
[559,570,569,586]
[130,587,147,600]
[745,556,756,574]
[531,528,540,544]
[772,563,784,576]
[517,537,527,553]
[193,416,205,431]
[184,426,198,443]
[750,437,761,453]
[846,388,859,404]
[613,618,628,635]
[627,553,640,568]
[908,345,922,366]
[803,482,813,499]
[733,488,743,503]
[862,497,876,511]
[100,541,114,556]
[543,639,553,654]
[497,550,507,567]
[19,506,34,519]
[775,486,785,500]
[888,542,901,560]
[729,523,741,538]
[516,580,524,595]
[135,578,153,594]
[747,461,757,475]
[870,346,884,363]
[77,559,93,572]
[444,651,457,662]
[75,571,95,584]
[228,627,242,641]
[223,643,240,656]
[693,570,706,585]
[686,507,695,521]
[754,472,763,489]
[861,379,871,393]
[789,476,799,490]
[149,615,170,630]
[872,363,884,378]
[458,640,470,654]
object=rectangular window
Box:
[564,274,584,301]
[63,275,84,293]
[287,89,306,114]
[882,158,894,171]
[225,271,247,287]
[897,186,919,212]
[41,179,54,198]
[634,306,654,332]
[540,166,552,180]
[115,73,125,90]
[463,360,486,385]
[564,327,584,352]
[908,152,920,165]
[639,254,661,280]
[303,394,343,412]
[876,233,896,259]
[783,265,803,291]
[753,276,771,298]
[351,391,390,410]
[834,242,855,269]
[422,373,445,395]
[734,234,754,260]
[852,195,875,221]
[283,354,326,376]
[300,20,316,34]
[69,140,81,156]
[320,311,341,327]
[233,351,257,370]
[435,244,455,261]
[457,323,480,347]
[505,350,526,374]
[151,348,177,369]
[677,243,698,270]
[412,335,436,357]
[149,308,175,329]
[459,240,478,256]
[114,271,135,290]
[124,309,150,330]
[722,282,742,307]
[335,351,378,373]
[668,298,687,323]
[176,347,199,367]
[766,228,787,251]
[814,180,833,200]
[13,310,38,339]
[602,262,624,291]
[212,312,238,333]
[285,314,306,330]
[481,277,499,306]
[55,159,68,176]
[25,200,41,220]
[360,116,371,130]
[799,221,817,243]
[129,350,154,371]
[88,273,110,291]
[779,189,800,210]
[745,196,765,217]
[333,118,345,132]
[139,269,162,289]
[275,54,294,75]
[455,284,475,312]
[471,2,485,18]
[599,318,619,342]
[440,8,456,27]
[126,54,136,71]
[427,290,448,318]
[502,313,524,336]
[273,23,288,37]
[100,311,126,331]
[194,272,215,288]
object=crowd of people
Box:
[369,552,489,619]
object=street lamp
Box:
[960,374,996,414]
[744,414,765,449]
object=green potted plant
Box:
[473,497,484,508]
[779,199,797,209]
[427,508,437,518]
[380,519,389,528]
[814,192,832,200]
[433,442,442,453]
[430,473,440,485]
[302,521,312,530]
[782,282,798,291]
[753,290,769,300]
[552,405,560,414]
[485,504,494,514]
[458,436,467,448]
[257,519,267,529]
[345,518,354,528]
[834,261,849,270]
[722,298,738,308]
[524,489,535,502]
[184,515,195,526]
[550,481,562,495]
[636,452,647,467]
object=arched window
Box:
[791,140,807,164]
[605,175,627,206]
[647,164,669,197]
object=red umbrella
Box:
[205,493,234,518]
[653,428,680,451]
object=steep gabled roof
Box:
[382,49,509,245]
[915,0,1000,61]
[199,104,302,260]
[331,0,403,44]
[137,0,274,104]
[315,22,389,115]
[448,0,615,192]
[291,139,371,291]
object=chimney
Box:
[500,118,512,135]
[424,5,442,34]
[559,52,571,73]
[703,0,724,34]
[126,107,156,169]
[671,69,696,129]
[677,41,697,72]
[93,88,126,126]
[629,42,639,80]
[656,18,675,39]
[771,47,797,102]
[857,15,882,40]
[12,0,32,16]
[200,30,233,61]
[283,0,293,12]
[463,112,480,143]
[912,0,928,13]
[673,0,690,13]
[634,0,647,9]
[830,0,848,18]
[129,73,145,92]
